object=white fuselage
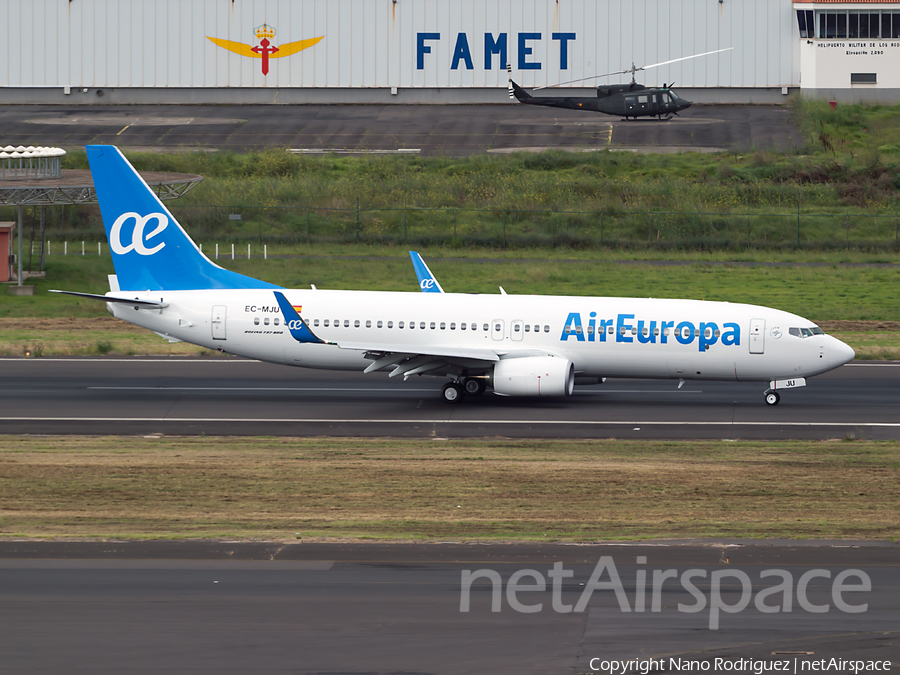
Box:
[107,289,854,383]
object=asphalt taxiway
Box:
[1,358,898,439]
[1,103,801,155]
[0,540,896,674]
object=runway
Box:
[1,358,898,439]
[0,540,897,674]
[1,103,801,155]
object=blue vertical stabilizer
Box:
[86,145,280,291]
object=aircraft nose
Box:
[830,336,856,367]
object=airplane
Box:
[507,48,731,121]
[51,145,855,406]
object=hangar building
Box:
[1,0,898,104]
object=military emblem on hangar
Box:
[207,23,323,76]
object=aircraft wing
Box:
[337,342,499,379]
[409,251,444,293]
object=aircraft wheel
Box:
[765,392,780,406]
[463,378,486,396]
[442,382,465,404]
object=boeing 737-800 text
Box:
[52,146,855,405]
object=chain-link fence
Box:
[6,203,900,253]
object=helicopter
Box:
[507,48,732,121]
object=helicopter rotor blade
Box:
[533,47,731,91]
[639,47,732,72]
[533,68,632,90]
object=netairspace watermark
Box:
[459,556,872,630]
[587,658,892,674]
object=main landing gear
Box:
[765,391,781,406]
[441,378,487,404]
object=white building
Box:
[0,0,896,104]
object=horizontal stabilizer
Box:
[49,290,168,309]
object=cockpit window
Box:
[789,326,824,338]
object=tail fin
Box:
[507,63,530,101]
[86,145,279,291]
[409,251,444,293]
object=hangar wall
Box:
[0,0,799,104]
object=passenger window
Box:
[494,323,501,332]
[544,326,549,333]
[398,321,404,328]
[642,327,649,337]
[275,318,280,326]
[313,319,319,327]
[450,322,456,330]
[460,323,466,331]
[586,326,593,335]
[619,327,626,335]
[420,322,426,330]
[483,324,489,331]
[472,323,477,331]
[387,321,393,328]
[653,328,660,336]
[430,322,436,330]
[575,326,582,334]
[524,325,530,332]
[365,320,371,328]
[694,329,699,337]
[324,319,330,327]
[534,325,540,332]
[608,326,614,335]
[409,321,415,329]
[704,328,712,339]
[254,317,260,325]
[376,320,382,328]
[264,318,270,326]
[565,326,572,334]
[345,320,351,328]
[440,322,446,330]
[514,324,521,332]
[631,327,637,335]
[714,330,720,338]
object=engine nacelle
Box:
[491,356,575,397]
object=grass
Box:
[0,437,897,541]
[3,252,898,322]
[2,99,899,248]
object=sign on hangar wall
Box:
[1,0,797,90]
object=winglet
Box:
[409,251,444,293]
[274,291,325,344]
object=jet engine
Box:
[490,356,575,397]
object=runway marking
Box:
[0,358,262,363]
[86,386,702,394]
[2,417,899,427]
[88,386,438,392]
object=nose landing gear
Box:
[765,391,781,406]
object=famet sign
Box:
[417,32,577,70]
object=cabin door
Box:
[211,305,227,340]
[749,319,765,354]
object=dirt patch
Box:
[817,320,900,333]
